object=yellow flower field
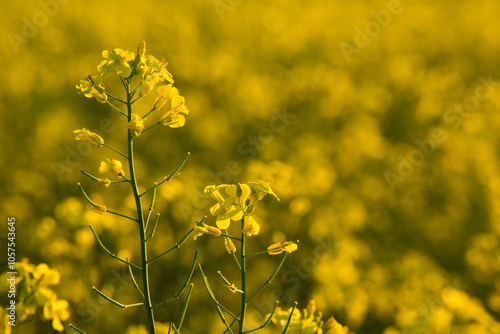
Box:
[1,0,500,333]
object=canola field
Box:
[1,0,500,333]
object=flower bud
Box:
[224,237,236,254]
[96,178,111,187]
[87,204,106,215]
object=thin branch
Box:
[169,323,180,334]
[148,217,205,264]
[79,183,136,221]
[140,152,191,197]
[93,286,126,308]
[244,300,279,333]
[69,324,86,334]
[130,82,143,101]
[106,209,137,222]
[177,283,194,330]
[102,143,128,159]
[89,225,142,270]
[246,253,288,304]
[221,233,241,241]
[80,170,100,182]
[106,92,127,104]
[145,185,157,231]
[245,250,267,257]
[153,250,198,309]
[127,257,144,299]
[105,100,127,117]
[232,251,241,270]
[142,106,156,118]
[198,264,235,334]
[281,302,298,334]
[142,121,161,134]
[146,213,160,242]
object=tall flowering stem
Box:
[198,182,298,333]
[73,42,194,334]
[125,79,156,332]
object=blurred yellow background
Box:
[2,0,500,333]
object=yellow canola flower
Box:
[211,202,243,229]
[137,42,174,97]
[226,183,251,203]
[160,95,189,128]
[128,113,145,138]
[153,84,179,111]
[99,159,125,177]
[248,179,280,201]
[73,128,104,147]
[205,183,252,229]
[98,48,135,78]
[242,216,260,237]
[43,299,70,332]
[204,184,229,203]
[76,75,107,103]
[193,223,221,240]
[141,54,174,84]
[88,204,106,215]
[33,263,60,286]
[267,241,298,255]
[323,317,349,334]
[140,72,161,98]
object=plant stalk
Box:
[239,218,247,333]
[126,81,156,334]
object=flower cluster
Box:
[73,42,191,214]
[195,179,297,255]
[0,259,70,332]
[272,300,349,334]
[75,41,189,131]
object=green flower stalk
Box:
[196,181,298,333]
[71,42,195,334]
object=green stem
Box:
[247,253,288,304]
[93,286,126,308]
[152,250,198,309]
[69,324,86,334]
[106,209,137,222]
[89,225,142,270]
[142,106,156,118]
[239,218,247,334]
[244,300,279,333]
[106,92,127,104]
[146,213,160,242]
[140,152,190,197]
[126,81,156,334]
[148,217,205,264]
[80,170,100,181]
[106,100,127,117]
[145,186,157,230]
[142,121,161,133]
[245,250,267,257]
[221,233,241,241]
[103,143,128,159]
[282,302,298,334]
[130,82,142,101]
[199,264,234,333]
[232,251,242,270]
[127,257,145,298]
[177,283,194,330]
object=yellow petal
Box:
[216,217,231,229]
